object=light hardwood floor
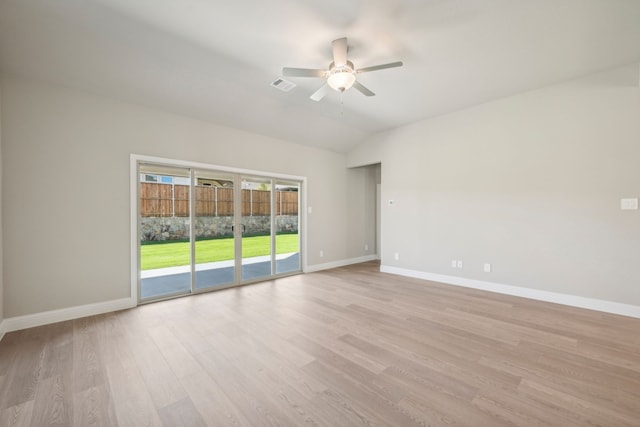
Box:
[1,261,640,426]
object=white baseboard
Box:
[0,256,375,336]
[2,297,136,334]
[306,255,377,273]
[381,265,640,319]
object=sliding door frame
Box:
[130,154,307,305]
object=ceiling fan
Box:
[282,37,403,101]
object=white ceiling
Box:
[1,0,639,152]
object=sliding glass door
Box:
[241,176,273,282]
[275,181,301,274]
[137,160,302,303]
[139,164,192,300]
[194,170,236,290]
[239,177,301,282]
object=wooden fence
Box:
[140,183,298,217]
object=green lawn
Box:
[141,234,298,270]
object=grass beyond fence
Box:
[141,234,298,270]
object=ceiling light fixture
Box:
[326,61,356,92]
[282,37,403,101]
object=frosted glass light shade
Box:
[327,68,356,92]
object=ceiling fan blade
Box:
[310,84,329,101]
[353,81,375,97]
[332,37,348,67]
[282,67,326,78]
[357,61,403,74]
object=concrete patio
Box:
[140,252,300,299]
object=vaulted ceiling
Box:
[1,0,639,152]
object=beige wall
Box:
[0,84,3,323]
[348,65,640,306]
[0,76,369,318]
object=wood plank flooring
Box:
[1,261,640,426]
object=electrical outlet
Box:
[394,252,400,261]
[484,263,491,273]
[457,260,463,269]
[319,250,324,257]
[451,260,457,268]
[365,244,369,251]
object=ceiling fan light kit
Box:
[327,61,356,92]
[282,37,403,101]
